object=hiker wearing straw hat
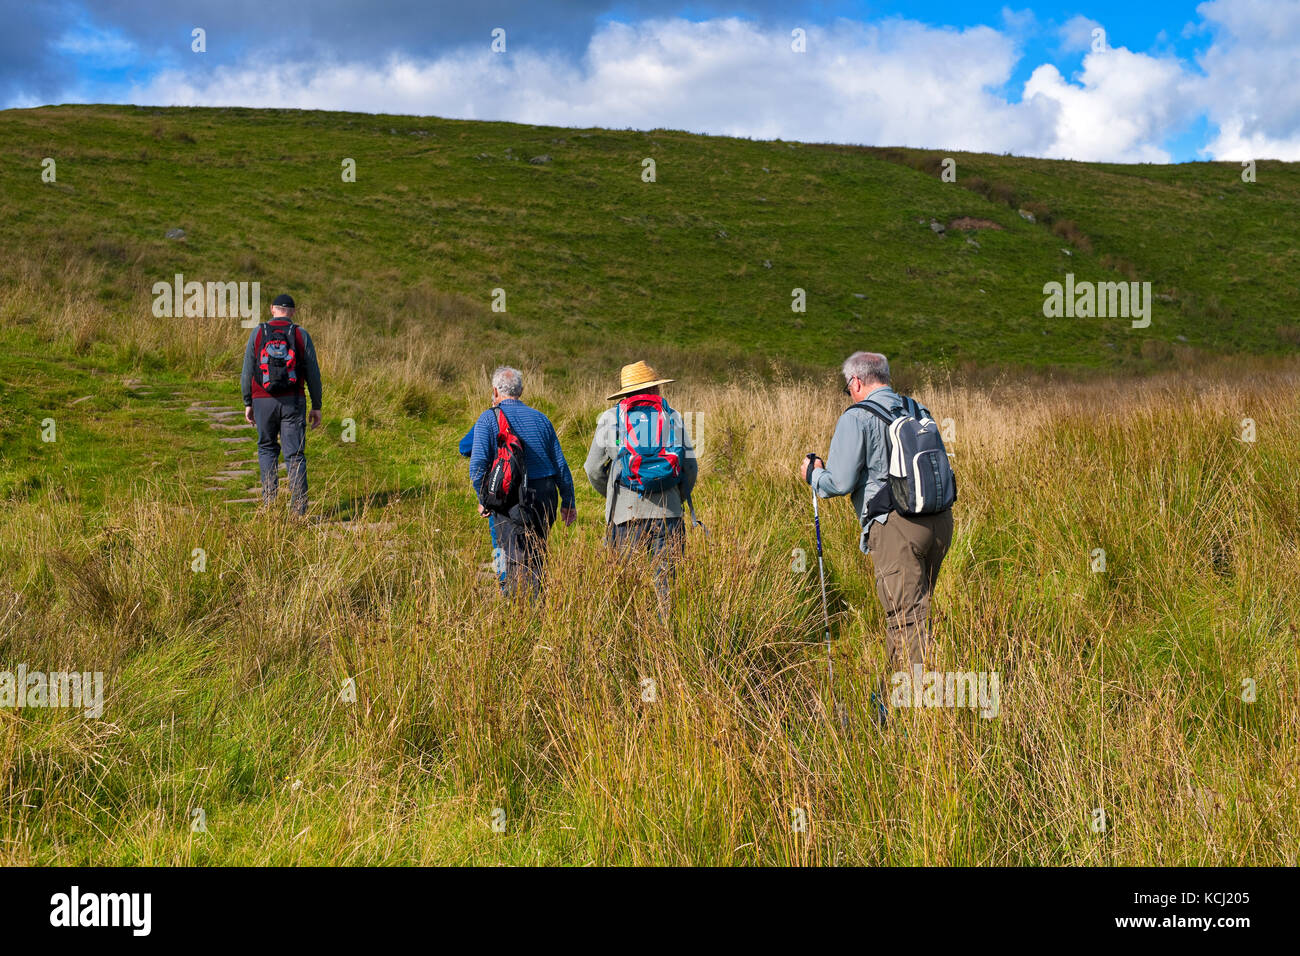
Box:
[583,361,698,603]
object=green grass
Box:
[5,104,1294,379]
[0,105,1297,866]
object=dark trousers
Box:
[607,517,685,611]
[495,477,559,598]
[252,393,308,515]
[866,509,954,669]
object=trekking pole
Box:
[686,495,707,535]
[806,454,835,695]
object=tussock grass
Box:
[1,105,1297,863]
[2,288,1297,864]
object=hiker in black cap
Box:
[241,293,323,515]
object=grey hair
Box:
[492,366,524,398]
[842,351,890,387]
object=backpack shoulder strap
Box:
[848,400,896,426]
[493,404,525,446]
[256,323,268,351]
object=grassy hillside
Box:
[861,145,1300,359]
[2,104,1296,380]
[0,105,1297,865]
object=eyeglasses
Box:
[842,376,856,396]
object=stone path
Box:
[174,388,402,535]
[183,400,268,506]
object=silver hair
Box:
[492,366,524,398]
[842,351,890,387]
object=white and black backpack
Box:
[854,395,956,517]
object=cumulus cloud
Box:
[101,17,1063,154]
[10,1,1300,163]
[1195,0,1300,159]
[1023,47,1196,162]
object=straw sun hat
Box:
[605,360,675,401]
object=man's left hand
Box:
[309,409,322,430]
[800,455,824,482]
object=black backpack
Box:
[854,395,956,517]
[257,322,300,393]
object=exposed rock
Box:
[165,228,186,240]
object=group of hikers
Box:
[239,296,957,712]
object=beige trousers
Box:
[867,509,954,669]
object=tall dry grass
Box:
[1,267,1297,864]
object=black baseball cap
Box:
[272,293,295,308]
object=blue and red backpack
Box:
[616,394,684,494]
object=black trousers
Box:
[495,477,559,599]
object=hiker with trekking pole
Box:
[584,361,701,615]
[468,366,576,599]
[799,351,956,723]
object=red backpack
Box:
[257,322,300,393]
[479,407,528,514]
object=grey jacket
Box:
[810,385,932,554]
[584,404,698,525]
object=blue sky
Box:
[5,0,1297,163]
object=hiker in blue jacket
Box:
[468,366,576,597]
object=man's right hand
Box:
[478,504,491,518]
[244,405,254,424]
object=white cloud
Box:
[1195,0,1300,159]
[54,26,139,68]
[31,4,1300,164]
[1022,47,1195,162]
[101,17,1058,154]
[1058,15,1104,54]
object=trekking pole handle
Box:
[804,452,821,484]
